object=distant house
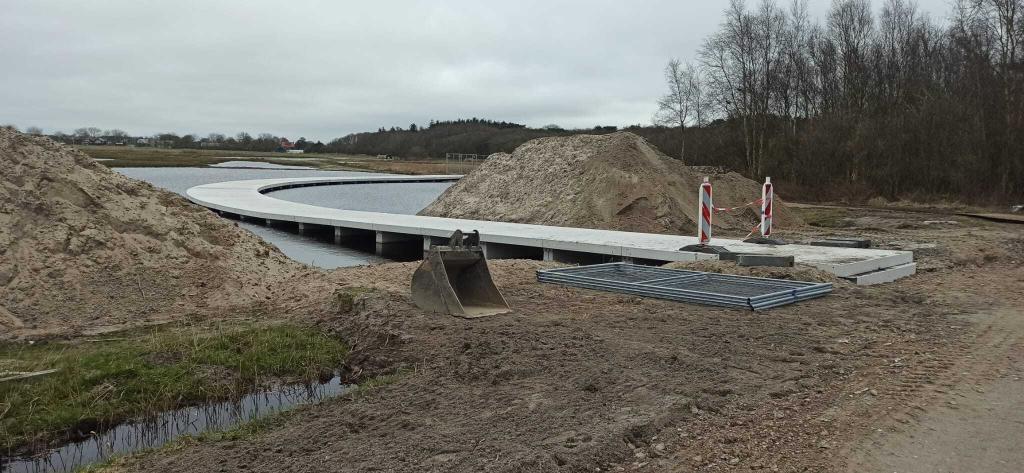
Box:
[286,149,304,154]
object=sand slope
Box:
[0,129,302,337]
[420,132,800,235]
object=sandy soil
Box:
[420,132,801,235]
[110,206,1023,472]
[0,130,304,339]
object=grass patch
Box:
[0,323,346,452]
[795,207,852,228]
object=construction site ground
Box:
[95,205,1024,472]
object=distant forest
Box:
[323,118,627,158]
[647,0,1024,204]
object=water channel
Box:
[116,164,455,268]
[1,377,353,473]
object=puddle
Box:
[1,377,353,473]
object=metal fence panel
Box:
[537,263,831,311]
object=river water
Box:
[115,164,454,268]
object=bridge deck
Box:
[185,176,914,282]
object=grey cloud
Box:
[1,0,952,140]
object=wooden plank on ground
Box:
[0,369,59,383]
[958,213,1024,224]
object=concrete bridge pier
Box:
[544,248,624,265]
[335,227,364,245]
[376,231,421,261]
[482,242,543,260]
[421,235,450,257]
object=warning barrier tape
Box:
[713,198,763,214]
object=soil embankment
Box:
[0,130,302,338]
[420,132,801,235]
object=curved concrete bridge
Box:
[186,175,915,284]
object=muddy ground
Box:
[96,206,1024,472]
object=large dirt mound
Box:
[0,130,302,338]
[420,132,801,235]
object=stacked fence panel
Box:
[536,263,831,310]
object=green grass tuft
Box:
[0,323,346,452]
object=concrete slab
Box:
[811,238,872,249]
[185,176,915,283]
[842,262,917,285]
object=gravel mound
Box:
[0,129,302,338]
[420,132,801,235]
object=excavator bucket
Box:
[410,230,511,318]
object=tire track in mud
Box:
[841,263,1024,472]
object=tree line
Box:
[14,126,329,153]
[657,0,1023,203]
[324,119,588,157]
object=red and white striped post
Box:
[698,177,713,245]
[760,176,773,237]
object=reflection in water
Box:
[237,220,387,267]
[0,378,352,473]
[114,164,453,268]
[268,181,453,214]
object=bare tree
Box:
[700,0,787,177]
[25,126,44,135]
[689,65,709,128]
[654,59,701,162]
[829,0,876,112]
[74,127,102,138]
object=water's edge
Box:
[1,377,353,473]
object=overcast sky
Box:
[2,0,953,141]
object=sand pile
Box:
[420,132,801,235]
[0,130,302,337]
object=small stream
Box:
[0,377,353,473]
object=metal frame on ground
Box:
[537,263,832,310]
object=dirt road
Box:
[845,305,1024,472]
